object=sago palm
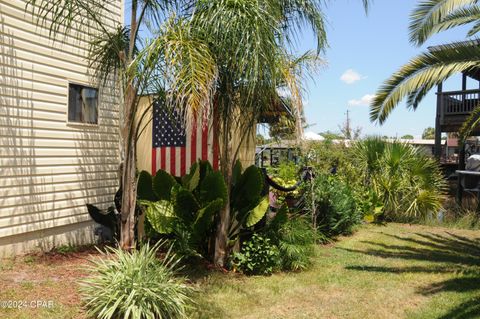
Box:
[370,0,480,124]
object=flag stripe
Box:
[191,117,197,165]
[152,148,157,175]
[160,147,166,170]
[181,147,186,176]
[170,147,176,176]
[202,119,208,161]
[213,115,219,170]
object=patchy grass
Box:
[191,223,480,319]
[0,248,99,319]
[1,224,479,318]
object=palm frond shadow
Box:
[340,230,480,319]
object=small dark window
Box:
[68,83,98,124]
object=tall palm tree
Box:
[27,0,369,261]
[184,0,371,266]
[27,0,217,249]
[370,0,480,124]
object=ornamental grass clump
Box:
[80,241,192,319]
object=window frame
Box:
[66,81,100,127]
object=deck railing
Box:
[440,89,480,116]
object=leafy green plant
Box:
[309,174,362,237]
[351,137,446,221]
[267,209,317,271]
[80,241,192,319]
[267,162,301,205]
[231,234,280,276]
[137,160,227,259]
[229,161,270,241]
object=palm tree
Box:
[27,0,369,262]
[370,0,480,124]
[186,0,372,266]
[27,0,217,249]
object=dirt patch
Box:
[0,248,102,319]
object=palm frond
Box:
[458,103,480,141]
[370,41,480,124]
[279,0,328,52]
[424,5,480,37]
[26,0,109,40]
[136,17,217,125]
[89,26,131,86]
[409,0,479,46]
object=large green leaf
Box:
[153,169,178,201]
[137,171,156,201]
[198,160,213,182]
[140,200,175,234]
[245,196,269,227]
[231,160,242,187]
[191,198,224,245]
[182,162,200,191]
[173,188,200,224]
[235,165,263,203]
[198,170,228,206]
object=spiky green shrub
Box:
[309,174,362,237]
[266,208,317,271]
[351,137,446,221]
[80,242,192,319]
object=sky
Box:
[294,0,472,138]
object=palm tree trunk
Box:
[120,136,137,250]
[214,117,233,267]
[120,83,137,250]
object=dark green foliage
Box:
[137,161,228,259]
[231,234,280,276]
[80,242,192,319]
[137,170,156,202]
[310,174,362,237]
[153,170,178,201]
[198,170,228,206]
[350,137,446,221]
[267,208,317,271]
[229,161,270,240]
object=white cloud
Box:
[340,69,366,84]
[348,94,375,107]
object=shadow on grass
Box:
[340,230,480,319]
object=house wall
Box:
[0,0,123,256]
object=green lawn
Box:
[1,223,479,318]
[190,223,480,319]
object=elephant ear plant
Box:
[137,160,228,259]
[228,161,270,245]
[138,160,270,260]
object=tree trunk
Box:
[214,182,231,267]
[119,82,137,250]
[214,117,233,267]
[120,135,137,250]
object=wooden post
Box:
[456,173,464,205]
[434,83,443,159]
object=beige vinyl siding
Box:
[0,0,123,255]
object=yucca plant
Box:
[80,242,192,319]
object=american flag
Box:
[151,100,219,176]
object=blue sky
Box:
[295,0,471,138]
